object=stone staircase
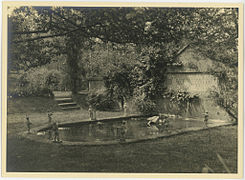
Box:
[53,91,80,110]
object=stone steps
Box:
[58,102,77,106]
[53,91,80,111]
[55,98,73,103]
[61,106,80,110]
[53,91,72,96]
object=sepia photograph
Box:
[1,2,243,178]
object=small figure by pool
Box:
[123,102,128,117]
[47,122,53,140]
[48,111,53,123]
[203,111,209,128]
[26,114,32,134]
[88,105,93,120]
[52,122,62,143]
[95,122,107,141]
[120,120,128,141]
[47,112,53,139]
[88,105,97,120]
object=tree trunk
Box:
[65,34,82,94]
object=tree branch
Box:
[13,29,50,35]
[11,28,80,44]
[11,10,145,45]
[52,10,80,29]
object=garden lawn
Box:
[7,96,62,114]
[7,124,237,173]
[7,97,125,134]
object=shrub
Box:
[208,90,237,120]
[10,67,66,97]
[162,90,200,115]
[87,89,119,111]
[137,99,157,115]
[163,90,199,104]
[133,93,157,115]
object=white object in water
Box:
[147,116,159,123]
[37,132,45,136]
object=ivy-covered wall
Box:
[159,46,232,120]
[165,73,219,96]
[157,97,230,120]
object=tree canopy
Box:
[8,6,239,111]
[9,7,238,69]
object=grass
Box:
[6,97,238,173]
[7,125,237,173]
[7,96,125,133]
[7,96,62,114]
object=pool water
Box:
[42,117,205,142]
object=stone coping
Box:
[36,114,152,132]
[19,116,235,146]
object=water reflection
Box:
[42,117,204,142]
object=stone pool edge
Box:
[19,116,236,146]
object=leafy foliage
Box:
[163,90,199,104]
[209,67,238,118]
[132,93,157,115]
[8,7,238,115]
[8,7,66,71]
[186,9,238,117]
[188,8,238,66]
[9,67,66,97]
[162,90,200,115]
[87,89,119,111]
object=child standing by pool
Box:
[47,112,53,139]
[47,121,53,140]
[89,105,97,120]
[52,122,61,143]
[93,108,97,120]
[204,111,209,128]
[123,102,128,117]
[88,105,93,120]
[48,112,53,123]
[26,114,32,134]
[120,120,128,141]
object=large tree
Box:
[9,7,192,91]
[9,6,238,111]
